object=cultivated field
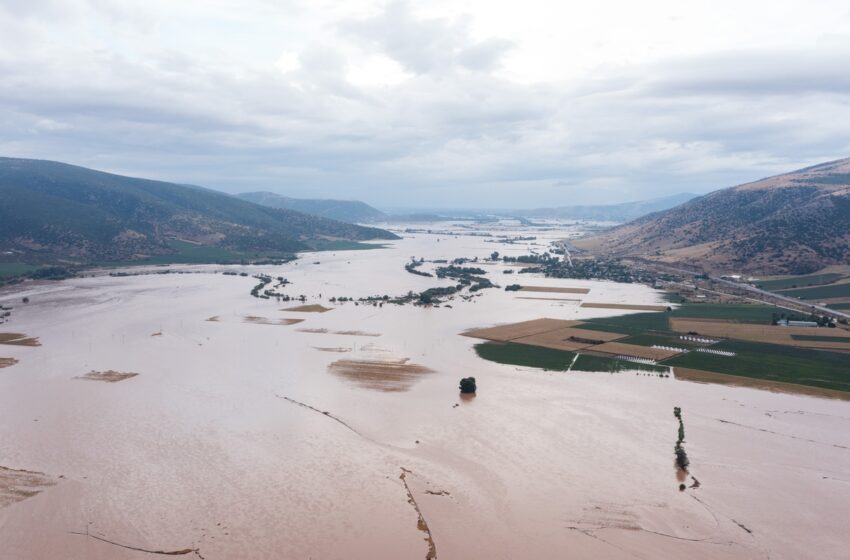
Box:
[589,341,683,361]
[512,326,627,352]
[518,286,590,294]
[581,303,669,311]
[463,318,583,341]
[757,272,845,291]
[777,280,850,300]
[669,318,850,350]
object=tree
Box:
[459,377,477,394]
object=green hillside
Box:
[237,191,387,223]
[0,157,398,265]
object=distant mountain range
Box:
[238,191,387,223]
[0,157,398,265]
[575,158,850,274]
[515,193,698,222]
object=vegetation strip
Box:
[276,395,363,437]
[399,468,437,560]
[68,531,198,557]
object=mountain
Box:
[0,157,398,264]
[517,193,698,222]
[237,192,386,223]
[574,158,850,275]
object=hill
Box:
[237,192,386,223]
[574,158,850,275]
[0,157,398,265]
[517,193,697,222]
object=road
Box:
[628,257,850,322]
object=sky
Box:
[2,0,850,209]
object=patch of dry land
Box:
[283,304,333,313]
[463,317,583,341]
[465,318,630,353]
[243,315,304,326]
[519,285,590,294]
[0,465,56,508]
[581,302,669,311]
[670,318,850,350]
[75,370,139,383]
[589,341,683,361]
[674,367,850,401]
[513,326,628,352]
[0,333,40,346]
[328,358,433,392]
[1,228,848,560]
[0,357,18,369]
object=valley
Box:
[1,220,848,560]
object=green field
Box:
[582,312,670,335]
[827,303,850,310]
[790,334,850,343]
[0,263,40,278]
[95,240,294,268]
[673,303,780,322]
[757,273,844,291]
[666,340,850,392]
[474,342,576,371]
[473,342,668,374]
[583,303,782,337]
[577,303,850,392]
[776,282,850,300]
[571,354,668,373]
[3,238,377,278]
[306,240,388,251]
[619,333,701,348]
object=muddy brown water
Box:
[0,222,848,560]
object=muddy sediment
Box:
[75,370,139,383]
[328,359,434,392]
[0,333,41,347]
[283,304,333,313]
[242,316,304,326]
[0,357,18,369]
[399,468,437,560]
[0,465,56,508]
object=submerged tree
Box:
[459,377,477,394]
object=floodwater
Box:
[1,221,849,560]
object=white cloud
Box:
[0,0,849,208]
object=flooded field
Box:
[1,221,848,559]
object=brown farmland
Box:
[513,327,628,352]
[589,341,682,361]
[581,303,669,312]
[670,318,850,350]
[463,318,583,342]
[519,286,590,294]
[283,304,333,313]
[674,367,850,401]
[243,316,304,326]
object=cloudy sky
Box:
[2,0,850,209]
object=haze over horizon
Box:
[2,0,850,208]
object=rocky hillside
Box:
[237,192,386,223]
[574,158,850,274]
[517,193,697,222]
[0,157,398,264]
